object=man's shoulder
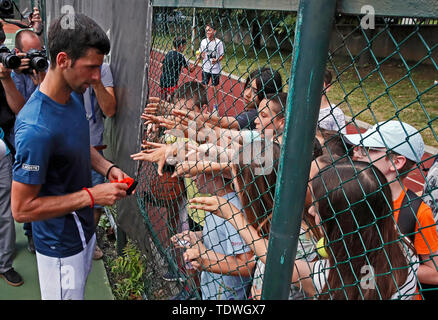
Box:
[17,92,43,120]
[15,92,57,136]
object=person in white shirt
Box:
[195,23,224,107]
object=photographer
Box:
[12,29,47,102]
[0,21,24,287]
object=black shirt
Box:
[159,50,188,88]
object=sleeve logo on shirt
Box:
[22,164,40,172]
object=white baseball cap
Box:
[343,120,425,162]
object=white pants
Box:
[36,234,96,300]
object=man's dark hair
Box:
[245,67,283,102]
[15,29,39,52]
[48,13,110,68]
[172,81,208,107]
[205,22,215,30]
[173,37,186,49]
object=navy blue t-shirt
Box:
[13,89,94,258]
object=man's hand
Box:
[15,53,30,75]
[130,141,170,176]
[144,97,161,115]
[29,69,46,86]
[171,230,202,248]
[183,240,207,271]
[189,196,237,220]
[89,182,128,207]
[29,7,43,34]
[0,62,12,80]
[144,97,172,116]
[107,166,130,182]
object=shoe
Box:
[0,268,24,287]
[27,234,36,254]
[170,289,197,300]
[93,245,103,260]
[162,269,184,282]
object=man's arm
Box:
[418,252,438,285]
[92,81,116,118]
[29,7,44,41]
[11,180,127,223]
[90,146,128,181]
[11,147,131,223]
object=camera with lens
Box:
[0,0,14,19]
[22,48,49,74]
[208,52,217,59]
[0,45,21,69]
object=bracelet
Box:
[83,187,94,208]
[105,164,119,179]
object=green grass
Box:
[328,57,438,147]
[152,33,438,147]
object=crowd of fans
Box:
[133,31,438,300]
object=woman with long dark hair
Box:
[307,161,418,299]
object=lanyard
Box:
[89,65,103,124]
[90,89,96,123]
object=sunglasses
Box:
[355,146,387,157]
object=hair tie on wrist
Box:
[106,164,119,179]
[83,187,94,208]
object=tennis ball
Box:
[196,50,200,56]
[316,238,329,259]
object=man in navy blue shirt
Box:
[11,13,131,300]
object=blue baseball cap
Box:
[343,120,425,162]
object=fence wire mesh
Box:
[133,5,438,300]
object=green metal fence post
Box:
[261,0,337,300]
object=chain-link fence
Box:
[135,1,438,300]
